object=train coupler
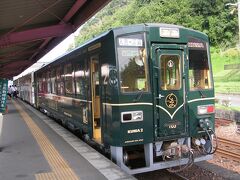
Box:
[162,143,191,160]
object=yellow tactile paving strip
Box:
[13,100,79,180]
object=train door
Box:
[90,56,102,143]
[154,45,187,140]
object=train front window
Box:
[188,42,212,90]
[117,34,149,93]
[160,55,181,90]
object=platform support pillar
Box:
[0,113,3,148]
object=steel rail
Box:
[216,137,240,162]
[217,148,240,161]
[218,137,240,148]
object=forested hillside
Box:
[71,0,240,93]
[73,0,238,48]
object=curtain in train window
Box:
[38,74,43,93]
[75,63,86,96]
[64,63,74,95]
[51,69,56,94]
[160,55,181,90]
[56,66,64,95]
[42,74,47,93]
[47,71,51,93]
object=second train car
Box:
[15,23,216,174]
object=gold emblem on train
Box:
[167,60,174,68]
[165,93,177,108]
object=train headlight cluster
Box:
[197,104,215,115]
[121,111,143,123]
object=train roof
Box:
[70,23,208,52]
[35,30,111,71]
[33,23,208,73]
[111,23,207,37]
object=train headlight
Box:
[132,111,143,121]
[197,104,215,115]
[121,111,143,123]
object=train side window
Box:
[51,69,56,94]
[38,74,43,93]
[56,66,64,95]
[75,62,86,96]
[42,74,47,93]
[188,44,212,90]
[117,33,149,93]
[64,63,74,95]
[47,71,51,93]
[56,67,61,80]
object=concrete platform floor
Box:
[0,99,134,180]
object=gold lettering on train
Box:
[88,43,101,52]
[127,128,143,134]
[169,125,177,129]
[125,139,144,143]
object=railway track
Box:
[216,137,240,162]
[135,169,188,180]
[215,118,233,128]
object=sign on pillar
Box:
[0,79,8,113]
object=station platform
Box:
[0,99,135,180]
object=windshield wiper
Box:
[133,90,144,102]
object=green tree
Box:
[70,0,238,49]
[190,0,238,46]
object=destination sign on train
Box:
[160,27,179,38]
[118,38,143,47]
[188,42,205,48]
[121,49,139,57]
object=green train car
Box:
[17,24,216,174]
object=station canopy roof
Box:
[0,0,110,79]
